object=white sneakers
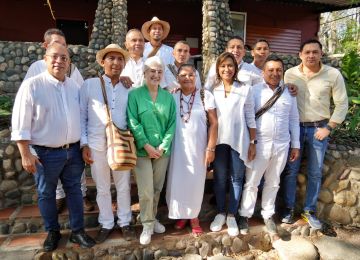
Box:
[210,214,226,232]
[210,214,239,237]
[140,220,166,245]
[226,216,239,236]
[140,226,153,245]
[154,219,166,233]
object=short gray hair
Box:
[143,56,164,72]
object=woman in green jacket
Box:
[127,56,176,245]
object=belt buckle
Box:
[61,143,70,149]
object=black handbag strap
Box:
[167,64,178,78]
[255,84,286,120]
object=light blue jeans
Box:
[282,125,328,212]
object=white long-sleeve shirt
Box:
[121,56,167,89]
[212,81,256,167]
[204,61,260,90]
[80,75,129,151]
[121,57,145,88]
[252,82,300,155]
[11,71,81,147]
[24,59,84,86]
[143,42,174,65]
[164,63,202,91]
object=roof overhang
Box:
[255,0,360,12]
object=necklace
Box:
[180,89,196,123]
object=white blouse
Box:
[212,81,256,167]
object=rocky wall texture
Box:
[0,129,35,209]
[0,41,99,98]
[88,0,115,51]
[88,0,128,52]
[202,0,233,78]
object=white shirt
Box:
[204,61,260,90]
[252,82,300,154]
[248,62,264,86]
[121,57,145,88]
[212,81,256,167]
[80,75,129,151]
[24,59,84,86]
[144,42,174,65]
[121,56,167,89]
[11,71,81,147]
[164,63,202,91]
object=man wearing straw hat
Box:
[142,16,174,66]
[80,44,136,243]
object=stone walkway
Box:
[1,206,360,260]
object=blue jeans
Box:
[213,144,246,215]
[282,125,328,212]
[33,143,84,231]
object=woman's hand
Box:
[144,144,162,159]
[248,143,256,162]
[205,150,215,166]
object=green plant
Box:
[0,95,13,115]
[335,50,360,142]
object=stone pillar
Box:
[88,0,114,51]
[202,0,233,78]
[111,0,128,47]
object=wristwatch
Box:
[250,139,258,144]
[325,124,334,132]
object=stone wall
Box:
[88,0,128,52]
[202,0,233,78]
[0,41,99,99]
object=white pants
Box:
[239,144,289,219]
[56,171,87,199]
[90,148,132,229]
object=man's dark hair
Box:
[299,39,322,52]
[43,28,65,43]
[263,57,284,71]
[252,39,270,49]
[226,36,245,47]
[177,63,196,75]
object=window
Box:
[230,12,247,42]
[56,19,89,46]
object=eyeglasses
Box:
[46,54,69,62]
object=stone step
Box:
[0,193,218,236]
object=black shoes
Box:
[121,225,136,241]
[95,228,113,244]
[70,229,96,248]
[43,230,61,252]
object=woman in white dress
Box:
[209,52,257,237]
[166,64,218,235]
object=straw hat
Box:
[96,44,130,65]
[141,17,170,42]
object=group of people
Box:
[11,16,348,251]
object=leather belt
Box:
[33,141,79,150]
[300,119,328,127]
